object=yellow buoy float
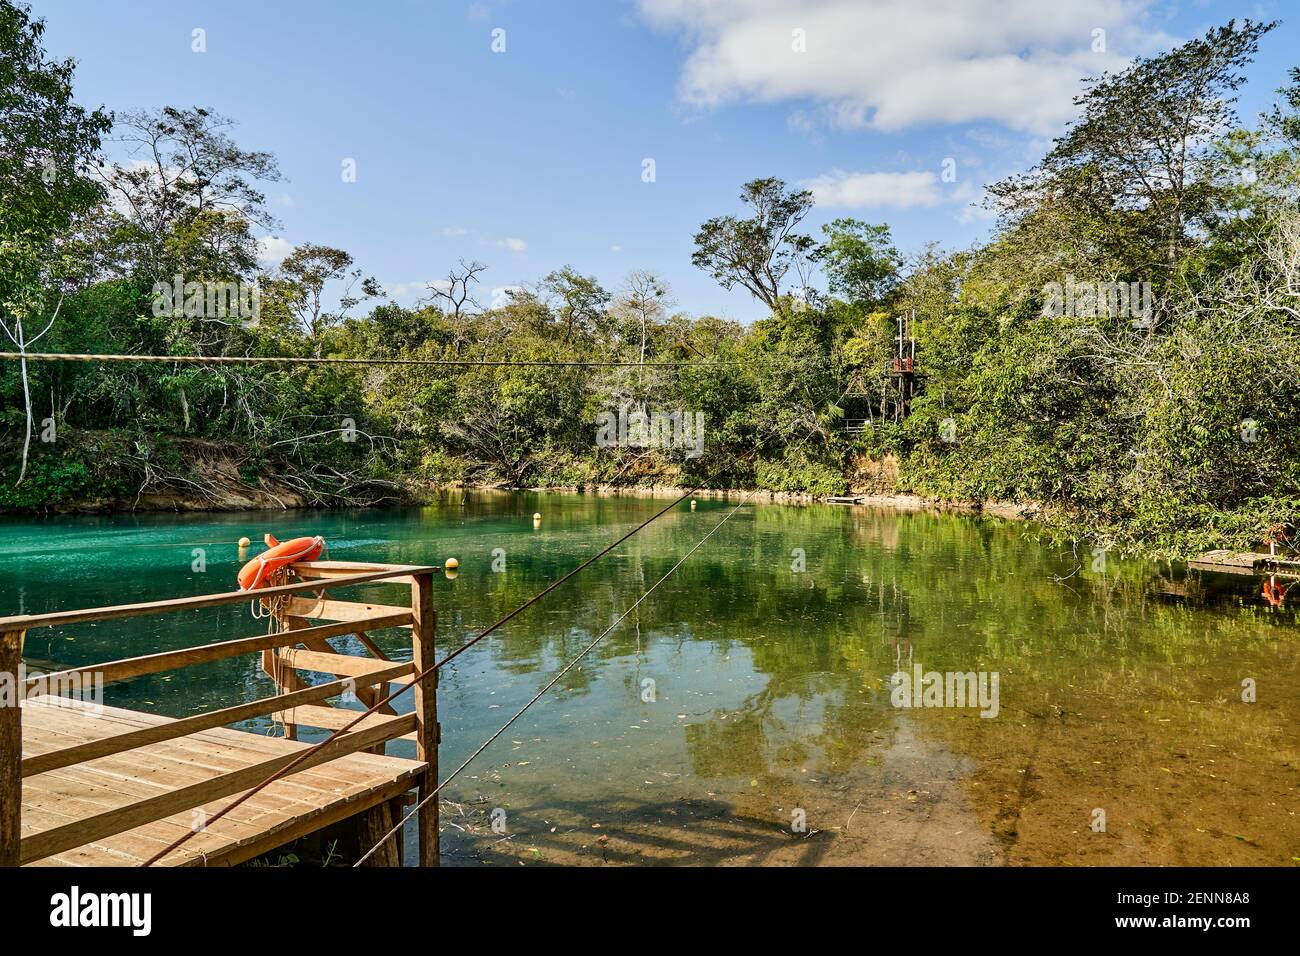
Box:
[238,536,251,548]
[444,557,459,570]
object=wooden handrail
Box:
[23,612,413,694]
[4,561,440,868]
[0,565,435,631]
[287,596,414,625]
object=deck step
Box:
[277,649,414,681]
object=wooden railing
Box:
[0,560,440,867]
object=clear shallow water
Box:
[2,492,1296,866]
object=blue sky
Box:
[30,0,1300,322]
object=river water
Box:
[2,492,1296,866]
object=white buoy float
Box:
[238,536,251,548]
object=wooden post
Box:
[409,572,438,866]
[1,630,23,867]
[357,798,403,867]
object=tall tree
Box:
[89,105,281,283]
[990,19,1276,277]
[276,243,362,353]
[541,265,609,343]
[692,177,814,311]
[815,218,901,306]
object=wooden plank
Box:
[410,571,438,867]
[0,566,435,632]
[20,669,406,777]
[24,613,411,695]
[271,704,411,735]
[19,714,417,863]
[278,649,413,681]
[291,561,422,585]
[1,629,21,867]
[174,778,416,868]
[18,700,425,867]
[286,596,412,625]
[1189,550,1262,570]
[1189,550,1300,578]
[23,700,414,800]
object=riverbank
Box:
[14,473,1037,525]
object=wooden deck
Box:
[21,696,424,866]
[1,560,442,868]
[1188,549,1300,578]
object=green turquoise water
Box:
[2,492,1296,865]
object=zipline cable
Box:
[353,492,751,866]
[351,387,854,865]
[0,351,738,368]
[138,490,692,866]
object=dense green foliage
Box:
[2,7,1299,557]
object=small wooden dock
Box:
[1188,550,1300,578]
[1,560,441,867]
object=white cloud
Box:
[440,226,468,237]
[257,235,294,265]
[499,237,527,253]
[804,169,944,209]
[637,0,1171,136]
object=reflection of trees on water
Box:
[416,498,1298,797]
[21,494,1294,782]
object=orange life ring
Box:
[237,533,325,590]
[1262,578,1287,608]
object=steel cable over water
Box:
[352,492,754,865]
[139,491,692,866]
[350,395,850,865]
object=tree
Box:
[612,270,672,369]
[815,218,901,306]
[277,243,363,352]
[423,258,486,320]
[692,177,814,311]
[0,0,110,483]
[541,266,608,343]
[89,105,281,283]
[990,19,1276,278]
